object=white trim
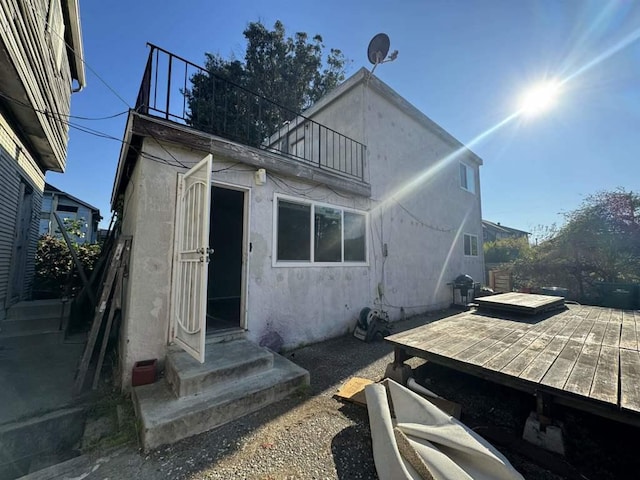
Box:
[272,192,369,267]
[463,233,479,257]
[459,162,476,194]
[211,179,251,331]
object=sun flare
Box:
[519,81,561,116]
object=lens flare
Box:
[519,81,561,116]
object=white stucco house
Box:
[112,46,484,448]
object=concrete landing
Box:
[166,339,274,397]
[133,343,309,450]
[0,299,86,479]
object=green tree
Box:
[512,189,640,301]
[185,20,347,146]
[483,236,530,264]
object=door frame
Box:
[211,180,251,331]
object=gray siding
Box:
[0,0,73,170]
[0,112,45,317]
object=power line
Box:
[0,90,128,121]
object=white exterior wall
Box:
[308,80,484,313]
[118,139,373,387]
[117,73,484,387]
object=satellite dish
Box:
[367,33,390,65]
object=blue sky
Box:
[49,0,640,240]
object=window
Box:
[275,196,367,264]
[460,162,475,193]
[463,234,479,257]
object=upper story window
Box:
[463,233,479,257]
[275,194,367,266]
[460,162,476,194]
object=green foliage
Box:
[34,235,101,298]
[483,236,530,264]
[512,189,640,300]
[185,20,347,144]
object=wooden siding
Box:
[0,0,73,171]
[0,112,45,315]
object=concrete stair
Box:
[0,300,69,340]
[133,340,309,450]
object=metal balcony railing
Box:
[135,44,366,181]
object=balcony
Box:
[135,44,366,182]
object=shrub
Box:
[34,235,102,298]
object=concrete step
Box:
[0,407,86,480]
[166,339,273,397]
[0,317,61,337]
[0,330,65,348]
[133,354,309,450]
[6,300,69,321]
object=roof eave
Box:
[64,0,86,89]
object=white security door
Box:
[171,154,212,362]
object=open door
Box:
[171,154,212,363]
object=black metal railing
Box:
[135,44,366,181]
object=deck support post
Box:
[384,347,413,385]
[536,391,553,429]
[523,391,565,455]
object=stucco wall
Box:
[307,81,485,314]
[117,138,374,387]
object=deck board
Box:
[386,303,640,426]
[620,349,640,413]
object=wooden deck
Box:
[387,304,640,425]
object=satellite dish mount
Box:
[367,33,398,74]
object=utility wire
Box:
[29,4,132,108]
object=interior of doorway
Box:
[206,185,244,333]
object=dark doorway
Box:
[206,186,244,332]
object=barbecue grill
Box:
[449,274,476,308]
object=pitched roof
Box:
[302,67,483,165]
[44,182,100,215]
[482,220,530,236]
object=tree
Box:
[483,236,530,264]
[512,189,640,301]
[185,20,347,146]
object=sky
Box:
[49,0,640,241]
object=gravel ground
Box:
[31,310,640,479]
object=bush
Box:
[33,235,102,298]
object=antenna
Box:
[367,33,398,74]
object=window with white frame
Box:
[275,195,367,264]
[463,233,479,257]
[459,162,475,193]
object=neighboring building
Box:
[112,47,484,388]
[39,183,101,244]
[482,220,529,243]
[0,0,85,320]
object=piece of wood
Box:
[91,268,123,390]
[540,340,583,390]
[335,377,374,406]
[563,343,601,397]
[589,346,619,404]
[620,311,638,351]
[72,237,128,395]
[620,349,640,412]
[53,212,96,305]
